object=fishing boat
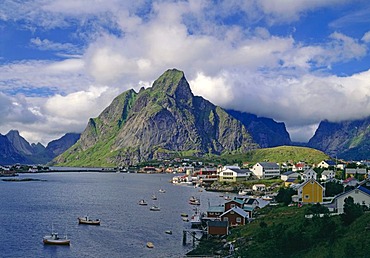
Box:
[190,208,203,228]
[78,216,101,225]
[138,199,148,206]
[146,242,154,248]
[151,194,157,200]
[189,196,200,205]
[159,189,166,193]
[150,204,160,211]
[43,225,70,245]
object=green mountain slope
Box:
[55,69,259,167]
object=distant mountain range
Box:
[0,130,80,165]
[2,69,370,166]
[308,118,370,161]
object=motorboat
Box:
[189,196,200,205]
[146,242,154,248]
[165,230,172,235]
[151,194,157,200]
[138,199,148,206]
[159,189,166,193]
[43,230,70,245]
[150,204,160,211]
[78,216,101,225]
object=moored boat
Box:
[146,242,154,248]
[159,189,166,193]
[189,196,200,205]
[78,216,101,225]
[165,230,172,234]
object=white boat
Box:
[43,226,70,245]
[151,194,157,200]
[159,189,166,193]
[165,230,172,235]
[190,209,202,228]
[146,242,154,248]
[138,199,148,206]
[150,204,160,211]
[189,196,200,205]
[78,216,101,225]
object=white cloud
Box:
[0,0,369,146]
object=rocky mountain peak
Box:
[151,68,193,103]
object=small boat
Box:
[43,226,70,245]
[189,196,200,205]
[146,242,154,248]
[182,217,189,222]
[224,196,231,201]
[78,216,101,225]
[150,205,160,211]
[138,199,148,206]
[180,213,188,217]
[190,209,203,228]
[159,189,166,193]
[165,230,172,235]
[151,194,157,200]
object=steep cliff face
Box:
[0,134,30,165]
[308,118,370,160]
[226,110,292,148]
[46,133,81,157]
[56,69,259,166]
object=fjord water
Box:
[0,172,222,258]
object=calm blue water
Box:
[0,172,223,258]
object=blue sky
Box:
[1,0,370,145]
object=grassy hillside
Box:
[190,205,370,257]
[218,145,329,165]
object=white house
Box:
[218,166,250,182]
[281,171,300,181]
[317,160,336,169]
[333,186,370,214]
[252,162,280,179]
[252,184,266,192]
[345,168,367,177]
[292,162,310,172]
[301,168,317,181]
[321,170,335,181]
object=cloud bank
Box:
[0,0,369,145]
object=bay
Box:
[0,172,224,258]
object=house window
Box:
[231,204,235,208]
[355,189,359,194]
[230,211,234,214]
[209,212,214,215]
[223,217,228,221]
[236,217,242,223]
[304,195,309,199]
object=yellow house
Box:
[298,179,324,203]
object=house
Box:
[220,206,249,227]
[284,177,297,187]
[252,162,280,179]
[292,162,310,172]
[321,170,335,181]
[252,184,266,192]
[206,205,225,218]
[218,166,249,182]
[301,168,317,181]
[345,168,367,177]
[333,186,370,214]
[224,198,244,211]
[297,179,324,204]
[281,171,300,181]
[342,177,359,187]
[207,220,229,236]
[317,160,336,169]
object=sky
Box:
[1,0,370,145]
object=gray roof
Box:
[221,206,249,218]
[258,162,279,169]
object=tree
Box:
[341,196,364,225]
[275,188,296,205]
